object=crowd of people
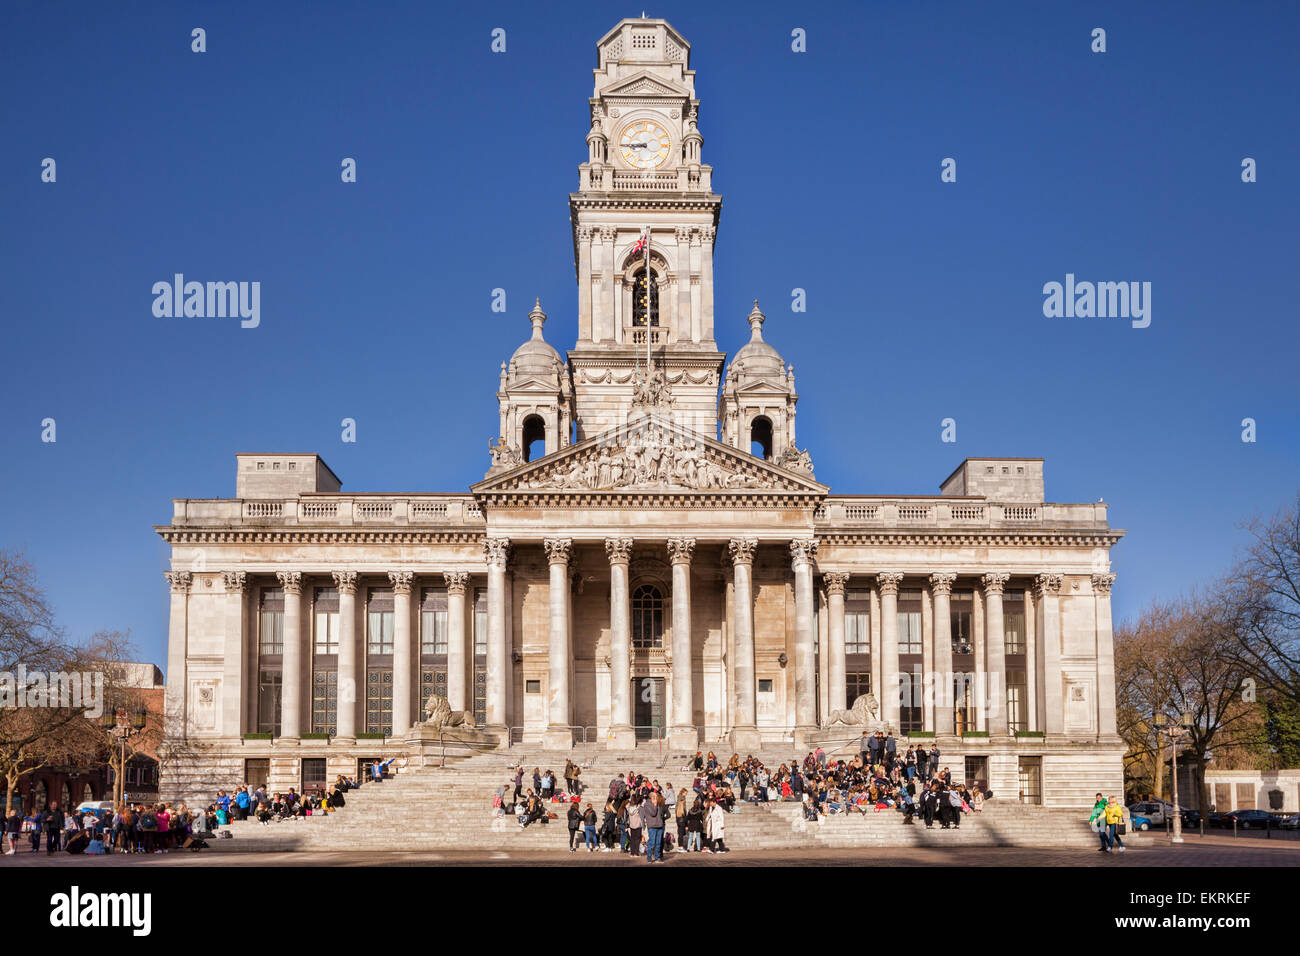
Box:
[4,800,212,856]
[491,732,995,858]
[213,774,360,826]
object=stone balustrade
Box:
[170,495,486,527]
[817,498,1109,530]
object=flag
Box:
[630,230,648,257]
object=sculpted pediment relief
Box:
[602,71,689,99]
[473,416,825,496]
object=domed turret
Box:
[508,299,564,383]
[719,300,805,469]
[729,301,786,380]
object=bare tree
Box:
[1229,494,1300,705]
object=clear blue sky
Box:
[2,1,1297,668]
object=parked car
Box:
[1223,809,1276,830]
[1207,811,1230,828]
[1179,808,1202,828]
[1128,802,1169,826]
[1280,814,1300,831]
[1128,812,1153,831]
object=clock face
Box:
[620,121,672,169]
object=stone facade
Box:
[156,17,1125,808]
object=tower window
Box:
[750,416,773,460]
[631,269,659,327]
[632,584,664,649]
[522,415,546,462]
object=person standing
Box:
[513,765,523,804]
[675,788,689,850]
[706,799,728,853]
[582,803,598,851]
[884,732,897,771]
[1104,795,1126,853]
[859,731,871,766]
[642,791,666,862]
[1089,793,1109,852]
[626,795,644,855]
[916,746,929,782]
[4,810,19,855]
[567,800,583,851]
[868,733,882,768]
[929,745,941,776]
[42,802,65,855]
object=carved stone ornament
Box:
[728,537,758,566]
[631,360,674,409]
[776,446,815,478]
[510,419,776,492]
[824,571,851,594]
[488,437,523,469]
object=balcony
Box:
[170,495,487,529]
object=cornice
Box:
[815,529,1125,548]
[154,527,485,546]
[474,490,820,509]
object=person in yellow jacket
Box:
[1103,796,1126,853]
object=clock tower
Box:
[568,17,724,442]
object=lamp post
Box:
[1155,709,1193,845]
[102,707,147,808]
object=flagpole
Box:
[644,224,651,375]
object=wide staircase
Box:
[208,747,1127,854]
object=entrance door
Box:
[632,677,665,741]
[1017,757,1042,805]
[963,755,989,792]
[244,758,270,790]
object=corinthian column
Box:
[445,571,470,712]
[163,571,192,740]
[791,539,819,743]
[389,571,414,736]
[605,537,634,746]
[1093,572,1119,739]
[544,538,574,749]
[877,571,905,734]
[667,538,697,750]
[729,538,760,751]
[220,571,247,738]
[333,571,358,743]
[982,572,1010,736]
[1035,573,1064,737]
[824,572,851,716]
[484,538,511,733]
[930,573,957,736]
[277,571,303,742]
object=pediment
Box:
[472,415,825,497]
[601,71,690,99]
[732,378,789,396]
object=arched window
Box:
[522,415,546,462]
[631,269,659,327]
[631,584,664,648]
[750,416,773,460]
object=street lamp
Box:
[1155,709,1193,844]
[101,707,147,808]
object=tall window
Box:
[631,269,659,327]
[314,587,339,654]
[366,588,394,735]
[420,587,449,715]
[312,587,339,735]
[1004,590,1025,654]
[950,590,974,654]
[897,590,922,653]
[1007,669,1027,733]
[846,672,872,706]
[845,591,870,653]
[257,587,284,734]
[473,589,488,725]
[632,584,664,648]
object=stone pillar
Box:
[445,571,470,712]
[220,571,246,738]
[729,538,760,751]
[605,537,634,746]
[700,226,716,342]
[1092,572,1118,739]
[389,571,414,736]
[930,573,957,736]
[982,572,1010,737]
[790,539,819,744]
[577,226,593,340]
[667,537,697,750]
[600,227,616,340]
[877,571,904,733]
[163,571,192,740]
[333,571,358,743]
[544,538,574,749]
[676,227,691,342]
[277,571,303,741]
[504,569,515,730]
[824,572,851,716]
[1035,573,1064,737]
[484,538,511,733]
[1025,587,1038,732]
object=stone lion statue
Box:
[423,692,476,731]
[826,693,880,727]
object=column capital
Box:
[667,537,696,565]
[981,572,1011,595]
[823,572,851,594]
[544,538,573,566]
[604,537,634,565]
[164,570,193,594]
[728,537,758,566]
[876,571,905,594]
[331,570,358,595]
[388,570,414,594]
[929,572,957,595]
[275,571,303,595]
[789,537,819,568]
[221,570,247,594]
[1034,572,1064,597]
[1091,572,1116,594]
[444,571,470,595]
[483,537,512,568]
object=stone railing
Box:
[816,498,1109,531]
[628,326,666,347]
[171,495,487,528]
